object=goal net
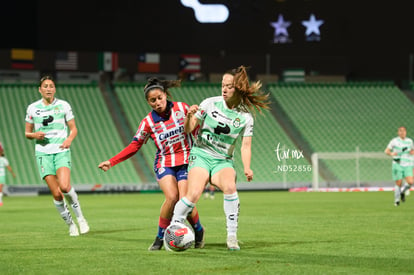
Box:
[311,149,394,191]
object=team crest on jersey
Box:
[54,106,62,115]
[175,111,184,119]
[233,118,241,128]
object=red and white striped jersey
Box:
[133,101,194,169]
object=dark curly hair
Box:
[144,77,181,99]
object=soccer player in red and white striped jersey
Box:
[99,78,204,250]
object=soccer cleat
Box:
[226,235,240,251]
[401,192,406,203]
[69,222,80,236]
[394,201,400,207]
[194,228,205,248]
[0,202,3,206]
[148,236,164,251]
[78,218,90,234]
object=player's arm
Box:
[98,119,149,172]
[184,105,200,134]
[60,119,78,149]
[384,147,396,156]
[7,165,16,178]
[25,122,46,140]
[98,140,143,172]
[241,136,253,182]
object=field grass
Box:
[0,191,413,274]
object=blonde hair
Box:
[226,65,270,114]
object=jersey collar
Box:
[151,101,174,123]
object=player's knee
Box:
[165,193,179,204]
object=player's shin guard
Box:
[53,199,73,225]
[172,197,194,224]
[224,192,240,236]
[63,187,84,219]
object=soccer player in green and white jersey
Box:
[385,126,414,206]
[0,145,16,206]
[25,75,89,236]
[171,65,270,250]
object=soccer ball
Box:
[163,223,195,252]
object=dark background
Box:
[1,0,414,83]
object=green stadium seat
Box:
[269,82,414,184]
[0,83,142,186]
[114,82,311,184]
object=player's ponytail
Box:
[230,66,270,115]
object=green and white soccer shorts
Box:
[36,150,72,179]
[0,175,5,184]
[188,147,234,177]
[392,162,413,181]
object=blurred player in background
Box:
[0,144,16,206]
[98,77,205,250]
[25,75,89,236]
[203,183,216,200]
[384,126,414,206]
[170,65,270,250]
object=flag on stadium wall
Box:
[98,52,119,72]
[10,48,34,69]
[55,51,78,71]
[137,53,160,73]
[179,54,201,73]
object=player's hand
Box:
[35,131,46,140]
[244,169,253,182]
[187,105,199,116]
[98,160,111,172]
[60,139,72,149]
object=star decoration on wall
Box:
[270,14,291,36]
[302,14,324,36]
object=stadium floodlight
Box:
[180,0,229,23]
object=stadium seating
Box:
[0,83,142,186]
[3,80,411,188]
[114,82,311,184]
[268,82,414,184]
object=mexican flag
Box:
[98,52,119,72]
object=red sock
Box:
[157,217,171,238]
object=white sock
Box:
[394,185,401,202]
[0,192,3,203]
[224,192,240,237]
[64,187,84,220]
[401,184,410,194]
[53,199,73,225]
[172,197,194,224]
